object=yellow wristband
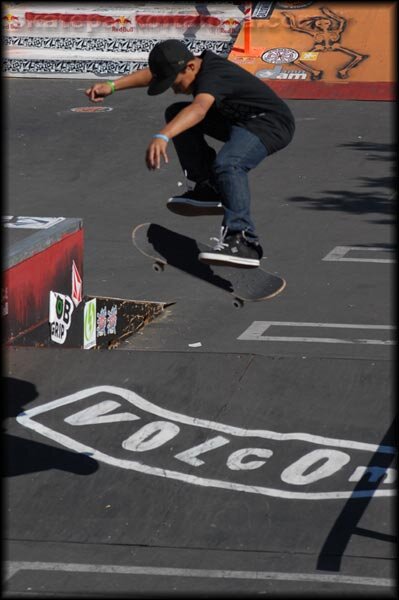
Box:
[107,80,116,94]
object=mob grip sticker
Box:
[17,386,396,500]
[49,292,74,344]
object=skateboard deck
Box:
[132,223,286,307]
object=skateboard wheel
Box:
[232,298,244,309]
[153,262,165,273]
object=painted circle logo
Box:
[70,106,113,113]
[56,296,64,319]
[262,48,299,64]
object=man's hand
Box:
[85,83,113,103]
[146,138,169,170]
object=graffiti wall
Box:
[229,2,395,100]
[2,2,244,78]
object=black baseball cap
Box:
[147,40,194,96]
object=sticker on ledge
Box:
[107,305,118,336]
[96,304,118,338]
[70,106,113,113]
[84,298,97,350]
[97,306,108,337]
[49,291,74,345]
[72,260,83,307]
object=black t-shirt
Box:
[193,51,295,154]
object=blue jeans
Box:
[165,103,268,241]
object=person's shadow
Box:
[3,377,98,477]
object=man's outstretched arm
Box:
[85,67,153,102]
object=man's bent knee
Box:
[212,157,247,176]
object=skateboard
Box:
[132,223,286,308]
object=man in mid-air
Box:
[86,39,295,267]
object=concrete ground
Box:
[3,78,396,597]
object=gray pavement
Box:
[3,78,396,597]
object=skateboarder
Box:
[86,40,295,267]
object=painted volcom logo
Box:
[17,386,396,500]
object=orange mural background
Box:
[229,2,395,100]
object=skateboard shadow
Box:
[147,224,235,293]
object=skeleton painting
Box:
[281,6,369,79]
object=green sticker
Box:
[84,299,96,349]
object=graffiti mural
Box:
[281,6,369,79]
[229,2,394,100]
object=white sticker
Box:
[83,298,97,350]
[261,48,299,64]
[49,291,74,344]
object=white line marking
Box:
[4,562,20,581]
[238,322,395,345]
[3,561,394,587]
[323,246,395,263]
[16,386,396,500]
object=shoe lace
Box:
[184,169,195,192]
[210,226,229,251]
[184,170,194,191]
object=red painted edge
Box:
[264,81,396,101]
[6,316,49,345]
[3,229,84,341]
